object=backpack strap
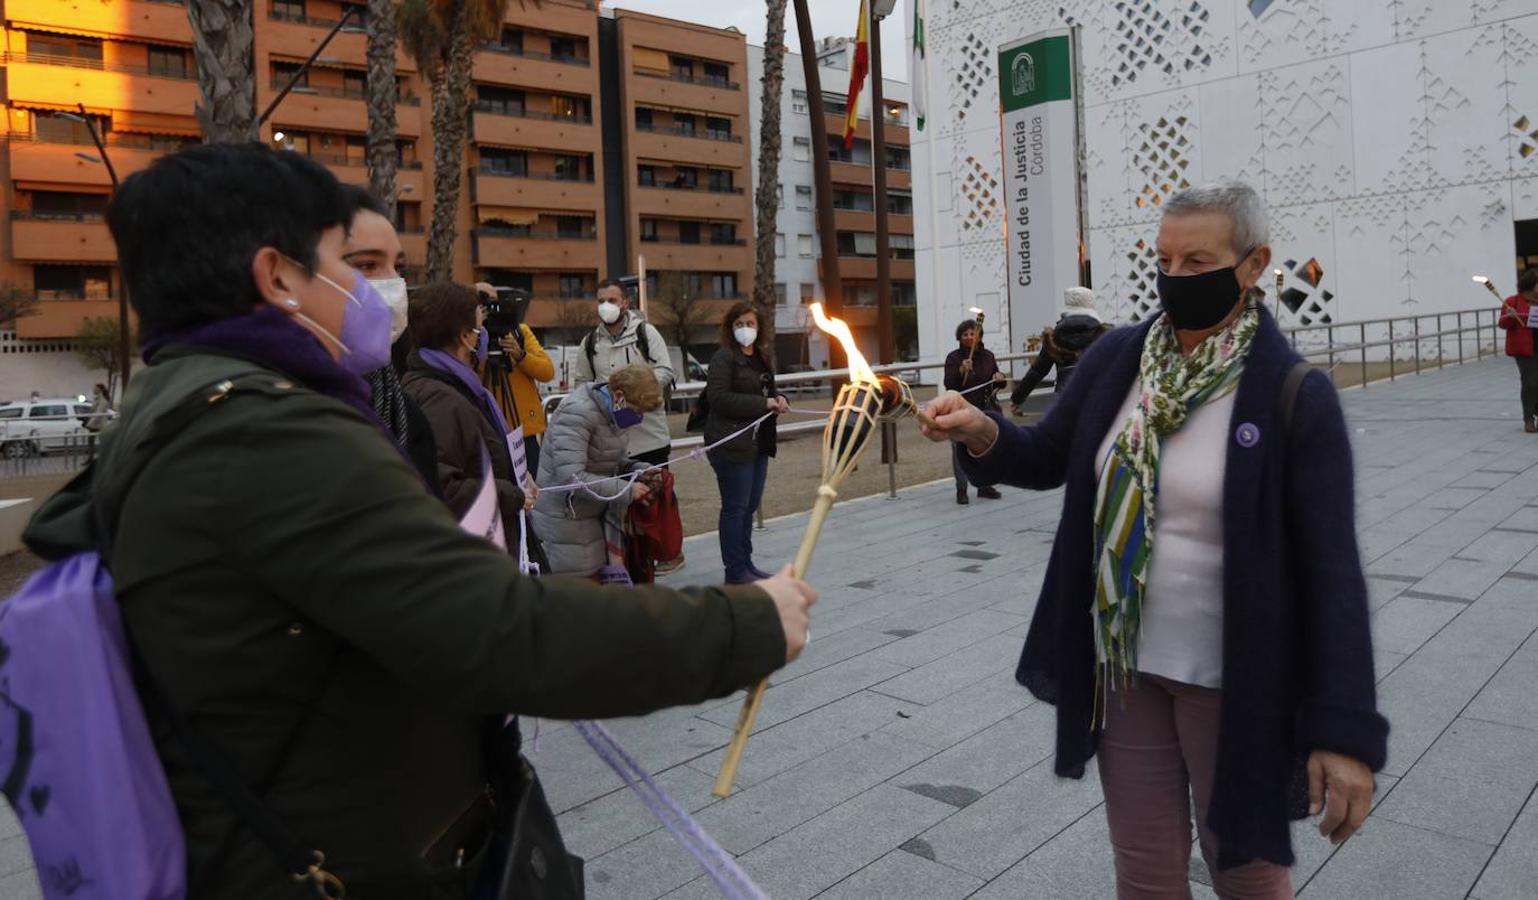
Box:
[1280,361,1311,434]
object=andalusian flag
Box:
[911,0,926,131]
[842,0,870,150]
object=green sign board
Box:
[998,34,1072,113]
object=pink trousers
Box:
[1097,674,1294,900]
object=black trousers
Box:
[1517,355,1538,423]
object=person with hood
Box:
[532,362,665,577]
[27,142,818,898]
[944,317,1006,505]
[574,279,684,573]
[338,184,439,491]
[1010,286,1113,414]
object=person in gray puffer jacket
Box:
[531,363,665,576]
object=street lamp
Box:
[255,5,363,135]
[47,105,130,394]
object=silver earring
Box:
[284,298,300,309]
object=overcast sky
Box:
[610,0,911,82]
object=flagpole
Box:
[872,1,895,366]
[915,0,947,369]
[792,0,846,374]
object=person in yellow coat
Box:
[476,281,555,477]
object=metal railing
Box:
[274,81,423,106]
[1,411,114,479]
[1,51,197,81]
[638,180,744,195]
[480,43,592,67]
[9,210,106,222]
[634,122,742,143]
[477,166,595,183]
[473,101,593,124]
[474,226,597,240]
[639,236,746,246]
[269,8,367,31]
[632,67,740,91]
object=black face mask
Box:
[1156,263,1247,331]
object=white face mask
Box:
[597,301,622,325]
[370,276,409,343]
[733,325,758,348]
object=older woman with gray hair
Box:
[922,180,1387,898]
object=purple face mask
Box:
[306,268,394,374]
[474,324,490,365]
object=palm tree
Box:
[186,0,257,142]
[398,0,510,281]
[365,0,400,221]
[752,0,789,354]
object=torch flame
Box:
[810,303,878,384]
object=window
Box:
[678,221,701,245]
[887,191,914,215]
[397,140,418,166]
[559,274,586,298]
[34,265,110,300]
[29,191,108,218]
[775,183,783,202]
[885,146,911,171]
[705,117,731,140]
[498,28,524,53]
[683,272,705,296]
[0,409,20,420]
[792,137,810,162]
[550,94,589,121]
[30,405,67,420]
[710,273,738,298]
[634,107,654,130]
[800,283,817,305]
[792,89,808,115]
[481,148,528,176]
[555,217,585,239]
[343,69,367,97]
[639,219,658,242]
[147,45,189,78]
[774,234,785,257]
[344,136,365,166]
[670,55,694,80]
[638,165,656,187]
[821,93,849,118]
[774,283,787,306]
[795,185,812,210]
[710,223,736,245]
[35,112,107,144]
[394,201,421,232]
[271,0,306,21]
[479,86,525,116]
[673,167,698,189]
[798,235,813,258]
[708,169,733,192]
[703,62,729,86]
[550,37,580,61]
[834,189,874,212]
[675,113,696,136]
[890,234,915,260]
[29,35,103,62]
[553,155,584,181]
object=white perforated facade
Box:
[909,0,1538,362]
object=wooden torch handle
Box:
[712,487,837,798]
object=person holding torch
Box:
[1496,268,1538,433]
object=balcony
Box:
[827,159,911,190]
[471,108,594,151]
[634,122,741,144]
[7,135,166,187]
[632,183,748,219]
[823,112,911,146]
[14,297,124,340]
[831,208,915,235]
[474,228,601,269]
[629,68,742,116]
[474,169,600,211]
[4,52,200,112]
[819,255,916,281]
[473,47,597,93]
[11,212,116,263]
[6,0,191,45]
[265,81,423,137]
[631,126,748,169]
[482,42,592,68]
[634,239,750,271]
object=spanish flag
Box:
[842,0,870,150]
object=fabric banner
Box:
[460,447,507,551]
[998,30,1080,354]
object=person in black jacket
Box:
[943,318,1005,504]
[1010,286,1112,414]
[339,184,441,494]
[705,301,788,584]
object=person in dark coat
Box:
[943,318,1005,504]
[338,184,441,494]
[1010,286,1113,413]
[401,281,546,570]
[920,180,1385,897]
[24,143,820,899]
[705,301,788,584]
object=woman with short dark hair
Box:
[1500,267,1538,433]
[944,317,1005,504]
[23,142,817,898]
[401,281,543,565]
[704,301,788,583]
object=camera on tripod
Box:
[482,286,532,361]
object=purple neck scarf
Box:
[418,348,512,436]
[145,305,382,430]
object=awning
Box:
[11,99,115,118]
[112,111,201,137]
[15,180,110,194]
[477,206,540,225]
[12,21,108,40]
[632,47,669,73]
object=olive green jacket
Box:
[25,347,785,899]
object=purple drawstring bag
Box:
[0,552,186,900]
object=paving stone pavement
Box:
[3,357,1537,898]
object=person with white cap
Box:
[1010,286,1112,415]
